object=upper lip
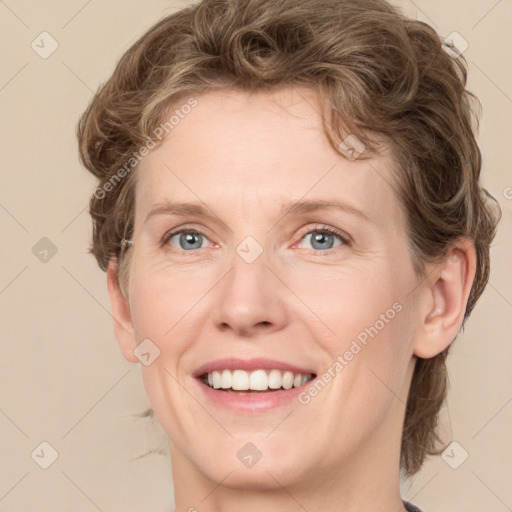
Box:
[193,357,316,378]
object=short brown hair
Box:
[77,0,501,477]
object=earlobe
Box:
[106,260,139,364]
[414,239,477,359]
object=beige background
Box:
[0,1,511,511]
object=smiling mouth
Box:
[199,368,316,393]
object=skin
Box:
[107,86,476,512]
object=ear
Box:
[106,260,139,364]
[413,238,477,359]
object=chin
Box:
[189,436,313,490]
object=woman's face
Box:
[120,87,423,490]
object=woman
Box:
[77,0,500,510]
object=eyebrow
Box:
[279,199,370,222]
[144,198,371,225]
[145,201,224,224]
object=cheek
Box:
[128,259,210,339]
[301,259,414,389]
[334,298,414,421]
[293,260,405,337]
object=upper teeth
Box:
[205,369,313,391]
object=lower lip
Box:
[195,378,315,413]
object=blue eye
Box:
[166,230,210,251]
[299,228,345,251]
[162,225,349,254]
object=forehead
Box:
[134,87,403,229]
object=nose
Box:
[212,250,288,338]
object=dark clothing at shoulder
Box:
[403,500,423,512]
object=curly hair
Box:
[76,0,501,477]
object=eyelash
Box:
[160,224,351,255]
